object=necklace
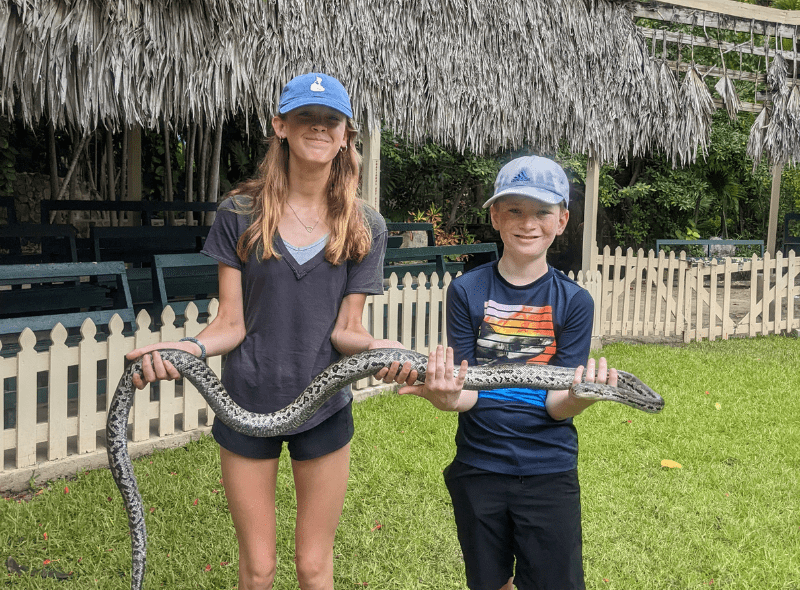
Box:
[286,201,321,233]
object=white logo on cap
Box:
[310,77,325,92]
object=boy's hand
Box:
[399,345,468,411]
[571,357,618,392]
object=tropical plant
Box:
[381,130,499,233]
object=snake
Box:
[107,347,663,590]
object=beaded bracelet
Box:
[179,336,207,361]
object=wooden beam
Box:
[711,98,763,115]
[126,125,142,226]
[360,126,381,212]
[637,26,800,63]
[581,152,600,276]
[767,163,783,257]
[664,59,765,84]
[635,2,800,38]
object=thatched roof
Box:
[0,0,695,162]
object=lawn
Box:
[1,335,798,589]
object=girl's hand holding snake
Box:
[370,339,420,386]
[125,342,198,390]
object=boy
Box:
[400,155,617,590]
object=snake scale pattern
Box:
[107,347,664,589]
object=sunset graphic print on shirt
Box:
[476,300,556,365]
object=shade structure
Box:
[1,0,680,163]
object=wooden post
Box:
[47,122,59,201]
[360,125,381,211]
[581,151,600,275]
[766,163,783,257]
[205,122,223,226]
[126,125,142,226]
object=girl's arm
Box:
[330,292,420,386]
[126,262,246,388]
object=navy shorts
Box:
[444,461,585,590]
[211,401,354,461]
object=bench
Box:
[0,223,78,263]
[91,225,210,264]
[655,239,765,258]
[0,261,135,337]
[40,199,219,226]
[385,222,436,247]
[783,213,800,256]
[151,253,218,319]
[384,243,499,280]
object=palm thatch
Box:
[674,66,714,167]
[0,0,787,166]
[749,51,800,168]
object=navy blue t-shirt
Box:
[446,261,593,476]
[201,196,387,433]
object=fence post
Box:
[48,324,69,461]
[15,329,37,468]
[78,318,99,454]
[133,310,156,441]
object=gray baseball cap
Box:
[483,156,570,209]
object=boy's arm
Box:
[399,281,479,412]
[398,345,476,411]
[544,289,617,420]
[545,357,617,421]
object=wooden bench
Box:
[0,261,135,338]
[91,225,210,264]
[151,253,218,318]
[656,239,765,257]
[783,213,800,256]
[0,223,78,263]
[385,222,436,247]
[40,199,219,226]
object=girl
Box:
[127,72,414,590]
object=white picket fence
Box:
[594,247,799,342]
[0,272,470,486]
[1,250,798,488]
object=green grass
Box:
[2,335,799,589]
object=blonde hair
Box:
[231,118,371,265]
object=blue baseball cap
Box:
[278,73,353,118]
[483,156,570,209]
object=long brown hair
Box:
[232,117,370,265]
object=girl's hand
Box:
[369,339,419,386]
[125,341,200,390]
[571,357,618,394]
[398,345,468,411]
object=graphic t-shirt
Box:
[446,261,593,475]
[201,196,387,433]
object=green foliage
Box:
[0,119,18,199]
[380,130,499,230]
[559,111,776,251]
[771,0,800,9]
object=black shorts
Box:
[211,401,354,461]
[444,461,585,590]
